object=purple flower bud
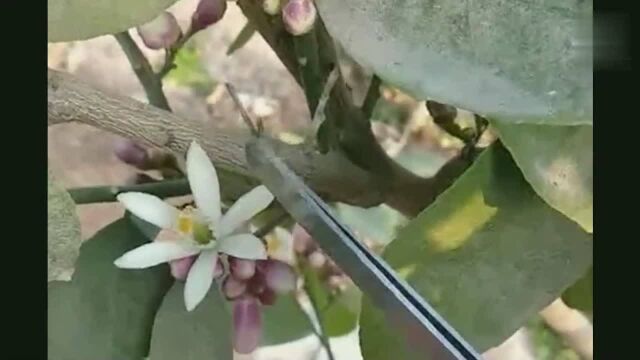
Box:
[282,0,317,36]
[262,0,281,15]
[136,12,182,50]
[223,276,248,300]
[264,260,296,294]
[233,296,262,354]
[169,255,196,281]
[247,271,266,296]
[230,258,256,280]
[114,139,149,168]
[191,0,227,32]
[258,287,277,306]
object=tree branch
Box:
[48,69,471,217]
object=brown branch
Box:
[48,69,471,217]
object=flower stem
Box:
[68,179,189,204]
[113,31,171,111]
[158,27,197,78]
[300,263,337,360]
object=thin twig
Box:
[113,32,171,111]
[68,179,189,204]
[224,83,259,136]
[157,27,197,78]
[299,283,337,360]
[361,75,382,120]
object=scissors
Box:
[245,137,482,360]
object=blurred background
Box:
[47,1,592,359]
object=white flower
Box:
[114,141,274,311]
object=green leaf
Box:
[165,44,216,93]
[48,0,179,42]
[317,0,592,125]
[358,144,592,359]
[262,294,315,345]
[48,217,173,360]
[302,264,360,337]
[227,22,257,56]
[562,266,593,318]
[48,169,82,281]
[336,203,405,246]
[494,122,593,232]
[149,283,233,360]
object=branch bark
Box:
[48,69,467,217]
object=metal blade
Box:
[245,138,481,360]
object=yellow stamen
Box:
[266,234,280,256]
[177,212,194,235]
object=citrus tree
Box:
[48,0,593,359]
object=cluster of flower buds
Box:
[292,224,355,293]
[169,253,297,354]
[136,0,228,51]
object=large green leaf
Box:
[336,203,405,246]
[48,0,178,42]
[358,144,592,359]
[262,294,315,345]
[149,283,233,360]
[317,0,592,125]
[494,122,593,232]
[48,169,82,281]
[48,217,173,360]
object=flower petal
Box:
[218,185,274,237]
[186,141,221,224]
[218,234,267,260]
[184,250,218,311]
[114,242,199,269]
[117,192,179,229]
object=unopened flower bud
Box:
[262,0,281,15]
[258,287,277,305]
[233,296,262,354]
[282,0,317,36]
[191,0,227,32]
[223,276,248,300]
[114,139,149,168]
[308,251,326,269]
[136,12,182,50]
[264,260,296,294]
[292,224,316,255]
[247,271,266,296]
[169,255,196,281]
[230,258,256,280]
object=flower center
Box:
[177,207,215,245]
